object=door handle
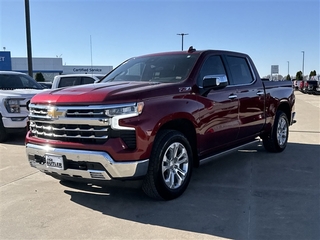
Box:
[228,94,237,100]
[256,90,264,96]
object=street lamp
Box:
[287,61,289,76]
[177,33,188,51]
[301,51,305,79]
[25,0,33,77]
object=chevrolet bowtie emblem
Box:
[47,107,64,119]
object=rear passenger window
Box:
[58,77,80,88]
[81,77,95,85]
[227,56,254,85]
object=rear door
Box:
[224,55,265,139]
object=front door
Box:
[196,55,240,156]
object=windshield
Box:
[0,74,44,90]
[101,53,200,83]
[96,75,105,80]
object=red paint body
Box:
[26,50,295,165]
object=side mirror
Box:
[198,74,228,96]
[203,74,228,89]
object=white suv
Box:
[0,71,44,142]
[52,74,105,89]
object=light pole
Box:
[177,33,188,51]
[287,61,289,76]
[25,0,33,77]
[301,51,305,79]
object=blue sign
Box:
[0,51,12,71]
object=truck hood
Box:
[0,89,44,99]
[31,81,167,104]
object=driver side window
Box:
[198,55,226,86]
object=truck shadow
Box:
[62,142,320,239]
[1,132,26,146]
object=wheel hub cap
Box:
[162,142,189,189]
[277,116,288,146]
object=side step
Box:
[199,139,261,166]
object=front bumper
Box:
[2,115,28,129]
[26,143,149,181]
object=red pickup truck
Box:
[26,48,295,200]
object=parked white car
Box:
[0,71,44,142]
[51,74,105,89]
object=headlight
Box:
[106,102,144,130]
[105,102,144,117]
[4,99,21,113]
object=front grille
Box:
[30,106,48,117]
[66,109,105,118]
[28,104,137,148]
[29,121,109,144]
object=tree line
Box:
[263,70,317,81]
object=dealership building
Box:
[0,51,113,82]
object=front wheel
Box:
[262,111,289,152]
[142,130,193,200]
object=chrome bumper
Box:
[26,143,149,180]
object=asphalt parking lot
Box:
[0,91,319,240]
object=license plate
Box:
[45,154,64,170]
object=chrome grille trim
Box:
[31,109,48,115]
[67,111,105,116]
[29,117,109,125]
[29,103,137,113]
[30,129,108,139]
[29,121,110,140]
[28,104,113,142]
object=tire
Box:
[0,117,8,143]
[262,111,289,152]
[142,130,193,200]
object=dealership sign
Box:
[62,65,113,75]
[73,67,102,73]
[271,65,279,74]
[0,51,12,71]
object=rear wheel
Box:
[142,130,193,200]
[262,111,289,152]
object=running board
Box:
[199,139,261,166]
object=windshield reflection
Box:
[101,53,200,84]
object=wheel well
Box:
[277,102,291,123]
[159,119,199,167]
